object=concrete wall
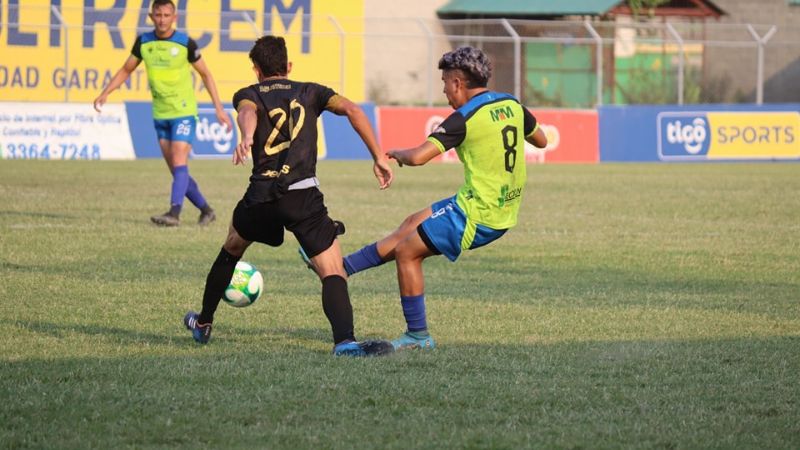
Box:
[364,0,452,105]
[706,0,800,102]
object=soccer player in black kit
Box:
[183,35,395,357]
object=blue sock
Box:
[185,176,209,210]
[343,242,384,276]
[400,294,427,333]
[170,165,190,209]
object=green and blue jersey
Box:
[131,30,200,119]
[427,91,539,229]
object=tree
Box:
[628,0,670,18]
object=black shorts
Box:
[232,187,339,258]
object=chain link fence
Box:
[6,5,800,107]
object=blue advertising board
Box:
[125,101,378,160]
[599,104,800,162]
[319,103,379,160]
[125,102,237,159]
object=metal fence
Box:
[374,17,800,107]
[5,5,800,107]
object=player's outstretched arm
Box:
[192,58,232,131]
[233,102,257,166]
[93,55,140,112]
[325,95,392,189]
[387,141,441,167]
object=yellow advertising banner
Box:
[0,0,365,103]
[706,112,800,159]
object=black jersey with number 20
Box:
[232,79,336,204]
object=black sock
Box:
[198,248,240,324]
[168,204,181,217]
[201,205,214,214]
[321,275,355,345]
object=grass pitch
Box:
[1,160,798,449]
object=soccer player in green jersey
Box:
[93,0,232,227]
[331,47,547,351]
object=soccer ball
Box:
[222,261,263,307]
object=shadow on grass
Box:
[1,335,798,449]
[11,320,337,349]
[12,320,177,346]
[0,210,75,220]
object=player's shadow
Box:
[12,320,379,352]
[0,210,75,220]
[223,325,330,344]
[12,320,176,346]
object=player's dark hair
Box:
[438,46,492,88]
[151,0,175,11]
[249,36,289,78]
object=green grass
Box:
[1,160,799,449]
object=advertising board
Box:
[600,105,800,162]
[0,102,135,159]
[378,107,598,163]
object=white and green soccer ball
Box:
[222,261,263,307]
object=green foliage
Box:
[628,0,670,18]
[1,160,799,449]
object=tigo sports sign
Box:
[657,111,800,160]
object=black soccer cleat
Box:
[151,211,180,227]
[198,209,216,226]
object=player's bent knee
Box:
[223,227,251,257]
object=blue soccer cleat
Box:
[392,331,436,351]
[333,339,394,357]
[183,311,212,344]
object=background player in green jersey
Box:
[333,46,547,351]
[93,0,232,227]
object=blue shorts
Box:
[153,116,196,143]
[418,196,507,262]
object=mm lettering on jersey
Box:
[658,111,800,160]
[489,105,515,122]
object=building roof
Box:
[437,0,623,17]
[437,0,724,18]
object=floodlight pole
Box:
[584,20,603,106]
[329,16,346,96]
[416,18,435,107]
[51,5,68,102]
[747,24,777,105]
[666,23,685,105]
[240,11,259,35]
[500,19,521,100]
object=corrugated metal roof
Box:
[437,0,622,16]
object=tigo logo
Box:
[192,109,236,158]
[658,111,800,160]
[666,117,707,154]
[658,113,710,159]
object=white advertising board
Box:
[0,103,135,160]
